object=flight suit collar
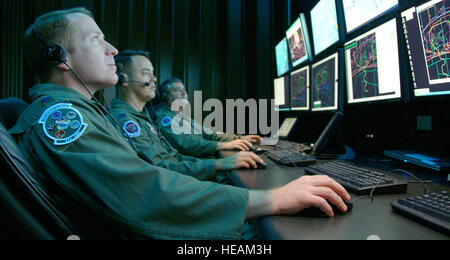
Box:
[29,84,91,103]
[111,99,152,121]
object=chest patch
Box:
[161,116,172,128]
[39,103,88,146]
[123,120,141,138]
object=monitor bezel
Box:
[344,18,403,105]
[311,52,340,112]
[310,0,341,56]
[290,66,311,111]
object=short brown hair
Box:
[24,7,93,83]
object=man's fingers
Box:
[309,196,334,218]
[249,153,264,164]
[310,175,351,201]
[312,187,348,212]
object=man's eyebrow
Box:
[87,29,104,37]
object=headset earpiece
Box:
[32,26,67,64]
[44,43,67,64]
[117,74,126,86]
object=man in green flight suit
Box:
[110,50,265,182]
[152,78,264,158]
[9,7,351,240]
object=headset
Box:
[31,24,154,164]
[32,26,68,65]
[116,64,151,87]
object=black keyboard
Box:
[276,140,312,152]
[391,192,450,235]
[267,151,317,167]
[304,161,408,195]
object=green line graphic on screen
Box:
[350,33,380,99]
[313,58,336,108]
[418,0,450,84]
[291,70,308,108]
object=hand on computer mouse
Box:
[270,175,351,218]
[216,152,264,171]
[296,200,353,218]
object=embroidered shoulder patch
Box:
[161,116,172,128]
[39,103,88,146]
[123,120,141,138]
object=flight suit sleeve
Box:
[158,118,220,158]
[25,104,249,240]
[114,116,217,181]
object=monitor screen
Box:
[274,75,291,111]
[286,14,312,68]
[311,0,340,55]
[312,53,339,111]
[345,19,402,104]
[402,0,450,97]
[343,0,399,33]
[275,38,291,77]
[279,118,298,138]
[290,66,310,111]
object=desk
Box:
[225,152,450,240]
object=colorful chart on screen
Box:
[286,17,310,67]
[312,53,338,111]
[402,0,450,96]
[345,19,402,103]
[290,67,310,111]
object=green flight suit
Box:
[110,99,217,182]
[9,84,249,240]
[155,106,237,158]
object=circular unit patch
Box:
[161,116,172,128]
[123,120,141,138]
[39,103,88,146]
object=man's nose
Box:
[106,41,118,56]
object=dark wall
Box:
[0,0,292,105]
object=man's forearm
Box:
[245,190,278,220]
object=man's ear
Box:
[56,60,71,71]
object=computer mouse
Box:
[240,162,267,170]
[250,147,267,155]
[296,200,353,218]
[256,162,267,169]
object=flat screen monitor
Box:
[311,0,340,55]
[290,66,310,111]
[343,0,399,33]
[275,38,291,77]
[279,118,298,138]
[402,0,450,97]
[274,75,291,111]
[286,14,313,68]
[312,53,339,111]
[345,19,402,104]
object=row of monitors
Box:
[276,0,401,77]
[275,0,450,111]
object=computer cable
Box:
[350,168,429,204]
